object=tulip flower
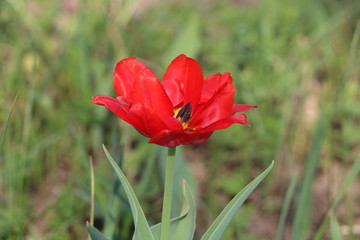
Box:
[92,54,257,147]
[89,55,265,240]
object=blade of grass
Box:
[88,156,96,240]
[275,173,298,240]
[292,115,326,240]
[0,92,18,156]
[89,156,95,226]
[330,213,344,240]
[313,155,360,240]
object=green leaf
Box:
[313,155,360,240]
[0,92,18,155]
[292,116,326,240]
[103,125,124,238]
[201,161,274,240]
[87,224,110,240]
[275,173,298,240]
[151,179,196,240]
[330,213,344,240]
[102,145,154,240]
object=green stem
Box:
[160,147,176,240]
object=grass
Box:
[1,0,360,239]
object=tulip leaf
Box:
[102,145,154,240]
[87,224,110,240]
[150,179,196,240]
[201,161,274,240]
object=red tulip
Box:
[93,54,257,147]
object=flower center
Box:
[174,102,192,129]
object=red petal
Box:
[200,72,231,103]
[163,54,203,109]
[190,73,234,128]
[149,130,193,147]
[184,132,213,145]
[93,95,176,138]
[233,104,258,113]
[201,114,249,133]
[114,57,146,103]
[92,95,134,126]
[160,116,184,131]
[149,129,212,147]
[161,78,182,107]
[130,66,173,117]
[127,103,173,137]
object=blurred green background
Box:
[1,0,360,239]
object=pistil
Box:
[175,102,192,123]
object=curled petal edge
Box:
[201,114,249,133]
[233,104,258,113]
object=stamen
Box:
[176,102,192,123]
